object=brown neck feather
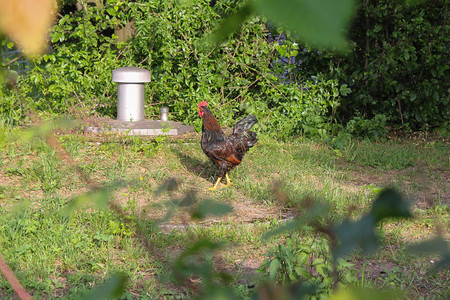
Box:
[201,107,223,133]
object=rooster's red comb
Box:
[198,101,208,108]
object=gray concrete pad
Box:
[85,117,195,136]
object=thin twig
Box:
[29,114,99,189]
[397,98,404,126]
[4,54,25,66]
[0,253,33,300]
[116,43,132,61]
[229,59,288,102]
[258,109,272,135]
[72,90,84,108]
[146,99,175,106]
[180,31,199,61]
[46,133,99,189]
[138,55,149,65]
[224,41,242,72]
[223,76,262,103]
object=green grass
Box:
[0,128,448,299]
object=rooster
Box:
[197,101,258,191]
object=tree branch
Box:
[0,253,33,300]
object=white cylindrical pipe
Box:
[112,67,151,122]
[117,83,145,122]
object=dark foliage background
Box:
[1,0,448,136]
[292,0,449,131]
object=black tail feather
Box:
[244,131,258,148]
[233,115,257,135]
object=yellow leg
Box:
[207,177,222,191]
[224,173,233,187]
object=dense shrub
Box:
[4,0,446,136]
[5,0,343,139]
[0,69,33,126]
[26,1,135,117]
[293,0,449,131]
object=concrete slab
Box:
[85,117,195,136]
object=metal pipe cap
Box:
[112,67,151,83]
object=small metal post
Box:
[160,106,169,122]
[112,67,151,122]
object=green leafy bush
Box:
[258,236,357,298]
[10,0,342,139]
[293,0,449,131]
[0,68,32,126]
[0,87,23,126]
[345,113,388,139]
[253,75,349,139]
[25,2,134,116]
[2,0,448,137]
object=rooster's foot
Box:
[224,173,233,187]
[207,177,222,191]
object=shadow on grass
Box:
[171,149,217,183]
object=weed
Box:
[258,236,358,297]
[29,150,64,194]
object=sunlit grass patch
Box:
[0,129,448,298]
